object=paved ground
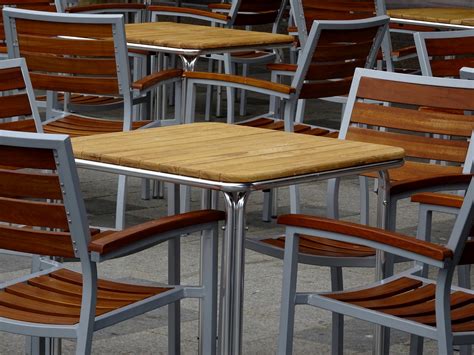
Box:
[0,37,459,354]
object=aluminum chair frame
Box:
[0,129,221,354]
[3,8,182,230]
[277,175,474,355]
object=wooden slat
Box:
[18,34,115,57]
[326,277,422,302]
[301,0,375,12]
[15,19,113,38]
[0,169,62,199]
[0,119,37,132]
[23,53,117,76]
[430,58,474,78]
[0,304,78,325]
[306,59,365,80]
[314,40,374,62]
[347,126,468,163]
[0,146,56,169]
[425,36,474,57]
[67,3,146,12]
[356,76,474,111]
[30,73,119,95]
[300,77,352,99]
[318,26,379,45]
[351,102,474,137]
[0,225,74,257]
[0,67,25,91]
[0,197,68,229]
[239,0,281,12]
[0,93,31,119]
[233,11,279,26]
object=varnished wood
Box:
[184,71,295,94]
[0,146,56,169]
[68,3,146,13]
[72,123,405,183]
[15,19,113,38]
[132,69,183,91]
[356,76,474,111]
[277,214,453,261]
[0,67,25,91]
[388,8,474,26]
[30,73,119,96]
[411,193,464,209]
[0,94,32,119]
[0,169,62,199]
[89,210,225,254]
[148,5,229,21]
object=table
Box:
[126,22,294,70]
[388,7,474,30]
[72,122,405,354]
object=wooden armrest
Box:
[266,63,297,73]
[89,209,225,255]
[132,69,183,91]
[411,192,464,209]
[67,3,146,12]
[390,173,473,197]
[287,26,297,33]
[147,5,229,22]
[184,71,296,94]
[277,214,453,262]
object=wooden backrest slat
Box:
[0,119,36,132]
[317,26,380,44]
[18,34,116,57]
[351,102,474,137]
[301,0,375,12]
[0,94,32,119]
[300,77,352,99]
[425,36,474,57]
[0,0,53,4]
[15,18,113,38]
[303,11,372,24]
[313,41,373,63]
[430,58,474,78]
[0,197,68,229]
[0,67,25,91]
[356,77,474,111]
[16,4,55,11]
[233,11,280,26]
[306,59,365,80]
[67,3,146,12]
[0,225,74,258]
[0,146,56,169]
[347,126,469,163]
[23,53,117,76]
[0,169,62,199]
[30,73,119,95]
[238,0,282,12]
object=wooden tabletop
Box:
[388,7,474,26]
[72,123,404,183]
[125,22,294,52]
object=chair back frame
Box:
[414,29,474,78]
[3,8,135,130]
[0,57,43,132]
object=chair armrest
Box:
[148,5,229,23]
[461,67,474,80]
[67,3,146,13]
[184,71,296,96]
[277,214,453,263]
[390,173,473,198]
[89,209,225,257]
[266,63,297,75]
[132,69,183,93]
[411,192,464,209]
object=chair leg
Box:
[205,59,214,121]
[199,227,218,355]
[458,265,471,289]
[239,64,248,116]
[359,176,370,225]
[409,334,424,355]
[223,54,235,124]
[330,266,344,355]
[289,185,300,214]
[115,175,128,230]
[327,178,340,219]
[278,232,299,355]
[262,189,272,222]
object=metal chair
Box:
[0,123,224,354]
[245,68,474,354]
[3,7,183,229]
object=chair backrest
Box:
[227,0,287,29]
[3,8,132,103]
[60,1,146,23]
[0,0,56,46]
[0,58,43,132]
[340,68,474,171]
[0,129,91,261]
[414,30,474,78]
[290,16,388,101]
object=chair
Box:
[277,173,474,354]
[244,68,474,353]
[0,123,225,354]
[3,8,183,228]
[148,0,288,123]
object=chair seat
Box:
[44,115,151,137]
[238,117,338,137]
[259,234,375,258]
[0,269,170,325]
[322,276,474,332]
[37,93,123,107]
